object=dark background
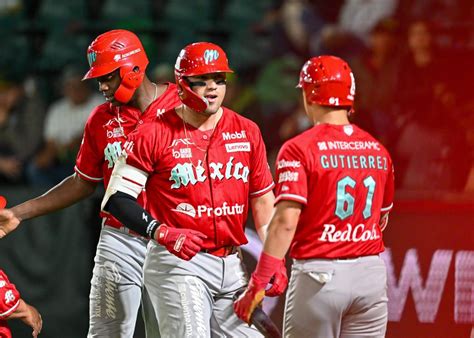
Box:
[1,0,473,337]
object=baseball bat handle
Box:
[233,289,282,338]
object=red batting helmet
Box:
[83,29,149,103]
[297,55,355,109]
[175,42,233,112]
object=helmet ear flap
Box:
[114,65,145,103]
[121,65,143,87]
[177,76,208,112]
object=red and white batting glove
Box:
[234,276,266,324]
[234,252,282,323]
[154,224,207,261]
[265,258,288,297]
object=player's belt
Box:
[201,246,238,257]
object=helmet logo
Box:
[114,54,121,62]
[87,51,97,66]
[204,49,219,64]
[349,72,356,99]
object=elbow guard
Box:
[101,156,148,212]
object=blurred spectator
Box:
[338,0,398,43]
[349,17,400,142]
[278,99,310,142]
[27,66,102,186]
[222,73,248,112]
[310,0,397,58]
[394,20,453,127]
[394,99,471,191]
[258,0,345,59]
[397,0,473,28]
[270,98,311,173]
[310,25,365,60]
[151,62,175,84]
[0,0,21,13]
[0,76,45,185]
[278,0,326,56]
[254,54,302,150]
[392,19,471,191]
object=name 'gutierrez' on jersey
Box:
[274,123,394,260]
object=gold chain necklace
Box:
[151,82,158,101]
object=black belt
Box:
[201,246,238,257]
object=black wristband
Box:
[105,191,160,238]
[146,220,160,238]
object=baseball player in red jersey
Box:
[0,30,180,337]
[101,42,287,337]
[0,270,42,338]
[234,55,395,337]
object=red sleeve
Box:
[0,271,20,319]
[381,155,395,214]
[75,111,104,182]
[123,122,159,174]
[249,126,274,197]
[274,140,308,206]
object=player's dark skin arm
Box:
[0,173,97,237]
[8,299,42,337]
[12,173,97,220]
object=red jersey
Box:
[0,270,20,338]
[75,83,180,230]
[124,107,274,249]
[274,124,394,259]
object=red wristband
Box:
[252,252,281,287]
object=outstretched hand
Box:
[13,300,42,337]
[0,196,20,238]
[22,302,42,337]
[154,224,207,260]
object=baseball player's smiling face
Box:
[97,69,121,105]
[187,73,227,115]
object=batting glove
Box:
[233,276,266,324]
[265,258,288,297]
[154,224,207,261]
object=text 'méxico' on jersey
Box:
[123,108,274,249]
